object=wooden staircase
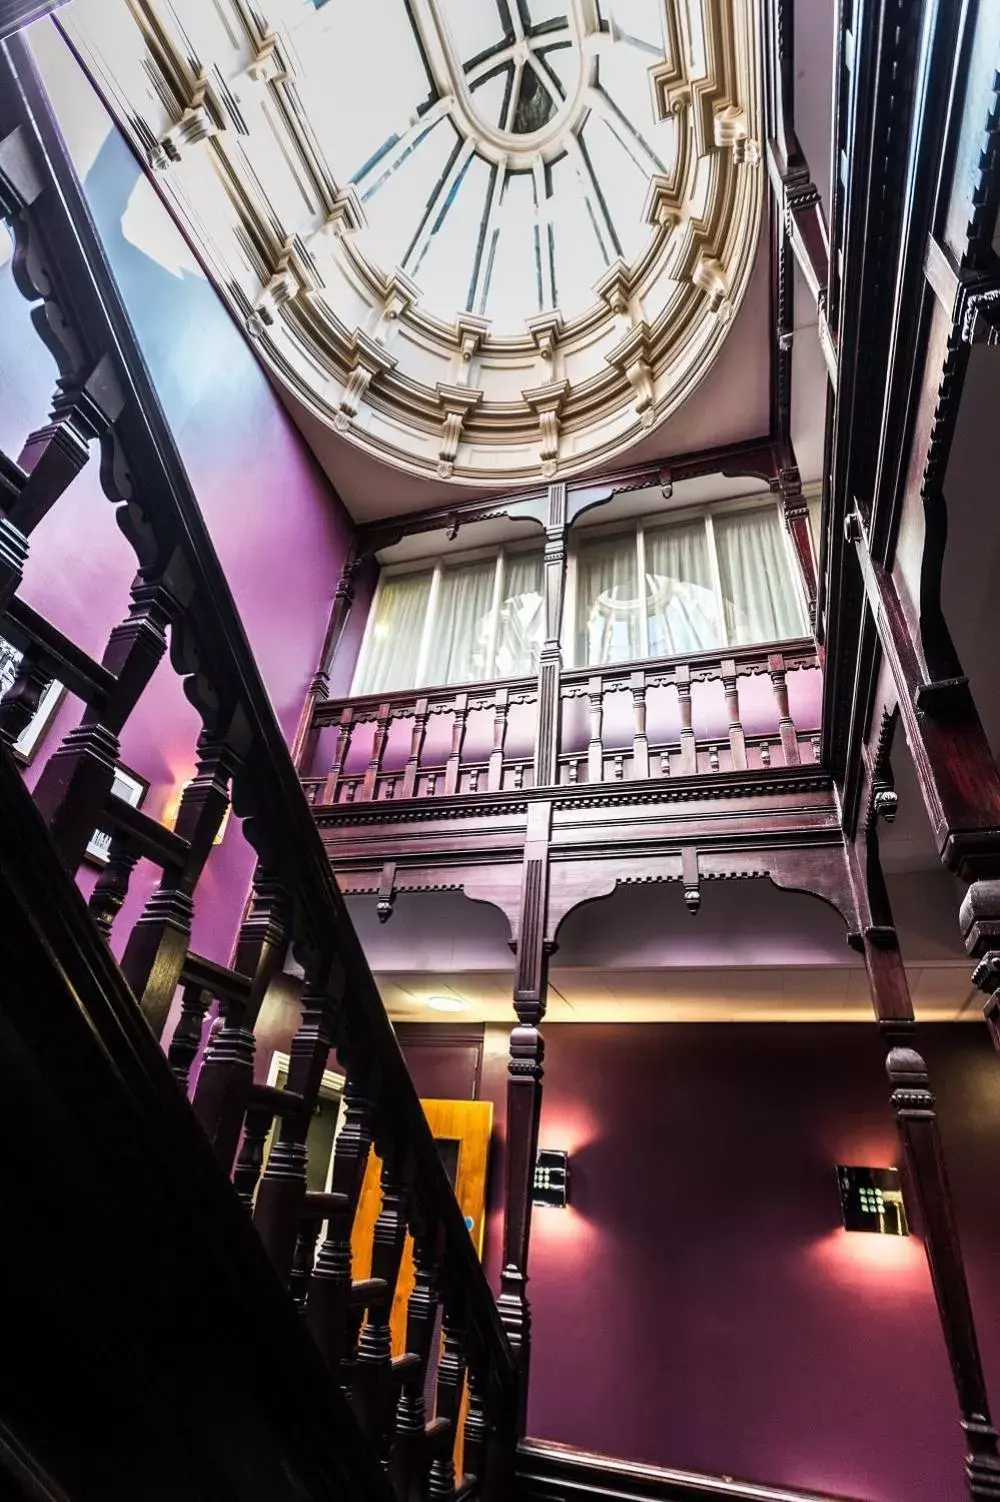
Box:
[0,31,516,1500]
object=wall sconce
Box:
[837,1165,909,1236]
[533,1149,570,1208]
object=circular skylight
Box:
[61,0,763,483]
[297,0,680,330]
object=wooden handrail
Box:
[0,35,515,1496]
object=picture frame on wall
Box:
[85,765,149,866]
[0,632,66,765]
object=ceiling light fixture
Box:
[425,995,469,1013]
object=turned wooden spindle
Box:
[400,697,428,798]
[87,832,140,941]
[353,1143,411,1446]
[586,675,604,783]
[391,1227,441,1499]
[429,1287,468,1499]
[0,648,51,747]
[120,728,239,1037]
[308,1071,376,1375]
[191,871,290,1173]
[33,571,179,872]
[254,981,338,1283]
[232,1101,276,1209]
[444,692,469,796]
[13,383,103,539]
[768,652,801,765]
[631,669,649,778]
[167,982,213,1089]
[362,702,392,802]
[675,664,696,774]
[462,1354,489,1487]
[323,706,354,803]
[488,686,509,792]
[721,657,747,770]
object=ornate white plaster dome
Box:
[62,0,763,484]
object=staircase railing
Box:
[0,32,516,1499]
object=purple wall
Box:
[1,36,356,968]
[522,1022,1000,1502]
[391,1019,1000,1500]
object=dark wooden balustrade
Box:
[0,39,515,1500]
[309,641,820,807]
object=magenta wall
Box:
[0,38,355,966]
[392,1019,1000,1501]
[523,1022,1000,1501]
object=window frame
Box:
[563,494,808,668]
[351,535,546,696]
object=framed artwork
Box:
[0,633,66,765]
[85,764,148,866]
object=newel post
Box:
[498,801,552,1428]
[852,775,1000,1499]
[534,483,567,789]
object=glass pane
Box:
[644,520,722,655]
[355,572,432,694]
[426,561,498,685]
[576,533,640,666]
[714,508,808,645]
[493,552,544,677]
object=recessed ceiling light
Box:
[426,995,468,1013]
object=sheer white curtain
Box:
[644,521,722,655]
[714,507,807,644]
[354,571,431,693]
[493,552,544,677]
[425,560,497,685]
[576,533,641,665]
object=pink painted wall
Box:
[524,1022,1000,1502]
[388,1018,1000,1501]
[1,33,356,966]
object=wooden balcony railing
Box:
[309,641,821,807]
[0,39,514,1498]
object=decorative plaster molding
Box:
[63,0,763,484]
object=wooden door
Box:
[351,1098,493,1349]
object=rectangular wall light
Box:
[837,1165,908,1235]
[533,1149,570,1208]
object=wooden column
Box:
[498,800,551,1427]
[852,798,1000,1498]
[533,483,567,788]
